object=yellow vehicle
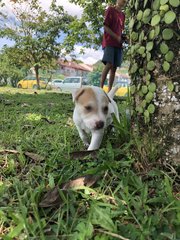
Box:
[103,82,129,97]
[103,85,128,97]
[17,76,48,89]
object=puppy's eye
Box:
[85,105,92,111]
[103,106,108,113]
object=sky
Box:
[0,0,103,65]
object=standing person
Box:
[100,0,126,92]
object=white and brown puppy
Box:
[72,86,119,151]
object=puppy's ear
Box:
[104,91,111,103]
[72,88,85,102]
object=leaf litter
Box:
[39,175,100,208]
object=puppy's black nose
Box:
[95,121,104,129]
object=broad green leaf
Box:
[130,63,138,73]
[136,106,143,113]
[145,72,151,81]
[136,21,142,30]
[152,0,160,10]
[160,4,169,11]
[141,100,147,108]
[90,205,116,232]
[147,61,155,71]
[162,28,174,40]
[142,85,148,94]
[131,32,138,41]
[167,81,174,91]
[160,42,169,54]
[139,68,145,75]
[130,85,136,94]
[138,46,146,55]
[151,14,161,26]
[149,29,155,40]
[146,52,151,61]
[75,222,93,238]
[145,92,154,103]
[160,0,169,4]
[130,45,135,54]
[144,110,150,123]
[164,10,176,24]
[169,0,180,7]
[143,8,151,18]
[142,15,151,24]
[134,43,141,50]
[163,61,170,71]
[154,25,160,36]
[148,104,155,114]
[139,31,145,42]
[129,18,135,29]
[148,83,156,92]
[137,10,143,20]
[165,51,175,62]
[146,41,154,51]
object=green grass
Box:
[0,87,179,240]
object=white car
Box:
[54,76,88,92]
[47,79,64,89]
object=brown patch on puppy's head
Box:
[76,87,96,105]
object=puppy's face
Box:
[74,87,110,131]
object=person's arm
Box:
[104,25,121,43]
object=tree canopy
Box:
[0,0,76,88]
[0,46,27,86]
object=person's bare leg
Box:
[108,66,117,92]
[100,63,112,89]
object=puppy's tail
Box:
[107,85,119,99]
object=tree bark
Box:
[128,0,180,164]
[34,65,40,89]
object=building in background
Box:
[57,60,93,77]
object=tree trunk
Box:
[128,0,180,164]
[34,65,40,89]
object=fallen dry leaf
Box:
[61,175,100,190]
[24,152,44,162]
[39,175,100,208]
[39,186,61,208]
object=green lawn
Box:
[0,87,179,240]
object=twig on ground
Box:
[95,229,130,240]
[0,149,19,154]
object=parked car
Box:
[47,79,64,89]
[17,76,48,89]
[54,76,88,92]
